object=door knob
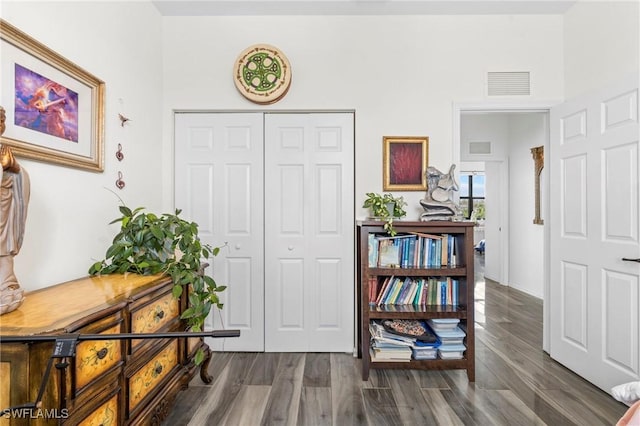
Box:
[235,244,241,250]
[622,257,640,263]
[288,246,294,251]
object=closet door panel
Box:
[175,113,265,351]
[264,113,354,352]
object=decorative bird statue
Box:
[118,113,131,127]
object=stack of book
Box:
[427,319,466,359]
[369,321,413,362]
[370,320,440,361]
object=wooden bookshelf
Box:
[357,220,475,381]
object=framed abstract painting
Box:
[0,19,105,172]
[383,136,429,191]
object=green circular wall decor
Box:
[233,44,292,104]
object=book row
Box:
[368,232,458,269]
[369,276,459,307]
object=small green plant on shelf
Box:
[362,192,407,236]
[88,204,226,365]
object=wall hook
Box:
[116,143,124,161]
[115,171,125,189]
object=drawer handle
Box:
[155,310,165,320]
[96,348,108,359]
[155,365,163,375]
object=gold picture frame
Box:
[383,136,429,191]
[0,19,105,172]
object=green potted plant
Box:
[88,204,226,364]
[363,192,407,236]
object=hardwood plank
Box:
[362,367,391,389]
[331,353,368,425]
[420,389,465,426]
[260,353,305,426]
[475,338,579,425]
[297,386,332,426]
[540,388,627,424]
[472,349,509,390]
[303,353,331,387]
[472,389,546,426]
[411,369,450,389]
[186,361,231,425]
[438,388,482,425]
[387,369,437,425]
[221,385,271,426]
[193,352,257,425]
[247,352,281,385]
[161,386,208,426]
[362,388,404,426]
[441,369,504,426]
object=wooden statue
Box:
[0,106,30,315]
[531,146,544,225]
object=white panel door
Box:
[264,113,354,352]
[550,75,640,393]
[175,113,265,351]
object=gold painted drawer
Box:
[76,323,122,390]
[130,292,179,350]
[128,339,178,412]
[188,335,200,355]
[77,393,118,426]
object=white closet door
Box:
[264,113,355,352]
[175,112,265,351]
[549,75,640,393]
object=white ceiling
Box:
[152,0,577,16]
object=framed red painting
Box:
[383,136,429,191]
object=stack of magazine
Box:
[427,319,466,359]
[369,320,440,362]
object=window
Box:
[459,173,485,220]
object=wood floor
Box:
[163,256,628,425]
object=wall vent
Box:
[488,71,530,96]
[469,141,492,155]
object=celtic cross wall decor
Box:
[233,44,292,104]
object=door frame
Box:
[453,100,558,352]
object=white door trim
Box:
[452,100,559,353]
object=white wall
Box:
[161,15,564,220]
[507,113,546,298]
[2,1,163,290]
[460,113,509,162]
[564,0,639,99]
[1,7,568,292]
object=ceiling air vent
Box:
[488,71,530,96]
[469,141,492,155]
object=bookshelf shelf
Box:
[368,267,467,277]
[369,305,467,320]
[357,220,475,381]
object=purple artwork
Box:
[14,63,79,143]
